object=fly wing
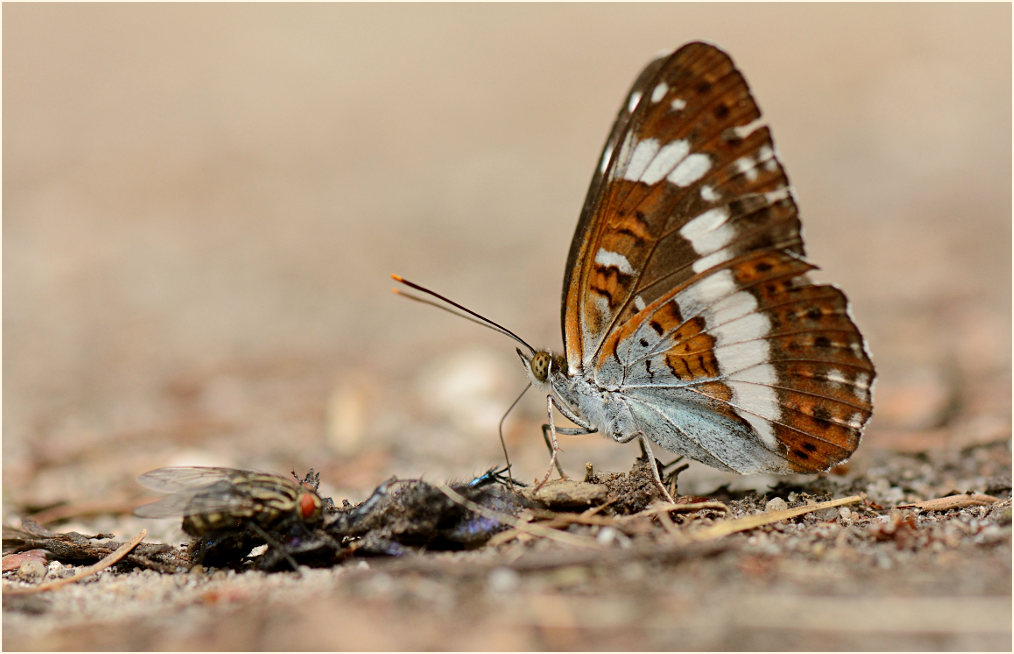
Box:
[134,467,270,519]
[133,479,259,518]
[136,466,244,493]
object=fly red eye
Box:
[298,492,318,520]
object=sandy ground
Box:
[3,4,1011,650]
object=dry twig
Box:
[3,529,148,595]
[687,495,862,542]
[628,500,730,519]
[898,494,1000,511]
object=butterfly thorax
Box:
[521,348,642,445]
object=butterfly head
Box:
[517,348,565,388]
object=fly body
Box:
[135,466,324,537]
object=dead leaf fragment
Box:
[2,549,48,572]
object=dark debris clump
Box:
[585,456,671,514]
[326,473,530,556]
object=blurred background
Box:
[3,4,1010,533]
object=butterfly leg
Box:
[538,426,565,478]
[539,424,595,478]
[535,394,564,490]
[638,437,676,505]
[662,458,689,499]
[535,396,597,490]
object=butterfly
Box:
[395,42,875,499]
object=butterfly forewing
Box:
[559,42,873,473]
[567,52,671,265]
[565,43,801,369]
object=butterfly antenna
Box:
[391,274,536,355]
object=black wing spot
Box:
[616,227,646,247]
[812,406,833,426]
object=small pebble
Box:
[814,506,840,520]
[525,479,608,508]
[47,561,69,578]
[595,526,631,547]
[17,559,47,581]
[364,573,395,597]
[488,567,520,593]
[765,497,788,512]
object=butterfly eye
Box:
[530,351,552,382]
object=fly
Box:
[135,466,325,569]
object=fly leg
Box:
[247,522,302,573]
